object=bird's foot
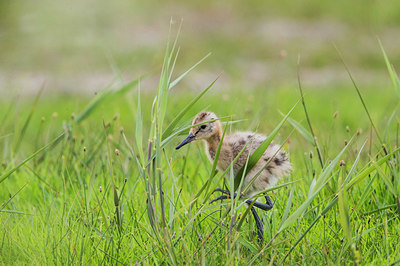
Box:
[209,189,274,213]
[209,188,242,204]
[209,189,274,243]
[212,188,231,195]
[264,194,274,209]
[244,194,274,211]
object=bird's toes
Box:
[212,188,230,194]
[209,195,229,204]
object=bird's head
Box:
[175,111,222,150]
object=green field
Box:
[2,1,400,264]
[1,35,400,264]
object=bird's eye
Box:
[200,124,207,130]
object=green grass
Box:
[1,34,400,265]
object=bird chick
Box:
[176,111,292,241]
[176,111,291,197]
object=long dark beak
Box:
[176,132,195,150]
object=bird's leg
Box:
[245,200,273,211]
[250,206,264,242]
[212,188,231,195]
[209,188,239,204]
[209,194,229,204]
[210,190,274,212]
[265,194,274,208]
[245,194,274,211]
[210,190,270,242]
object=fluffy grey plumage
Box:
[176,111,292,198]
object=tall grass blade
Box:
[75,77,142,124]
[383,108,398,141]
[347,147,400,189]
[282,143,390,261]
[193,124,254,205]
[0,182,27,210]
[168,53,211,90]
[0,99,15,128]
[14,86,43,153]
[168,47,180,86]
[344,140,367,184]
[338,167,352,246]
[201,121,229,203]
[372,161,397,195]
[234,102,297,191]
[354,173,377,211]
[162,76,218,140]
[278,185,295,229]
[286,117,315,146]
[378,39,400,98]
[278,137,354,233]
[334,45,384,147]
[135,84,144,164]
[282,196,338,262]
[103,120,120,232]
[297,57,324,167]
[0,133,64,184]
[240,133,293,196]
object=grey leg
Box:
[245,199,273,211]
[209,195,229,204]
[210,188,237,204]
[209,190,271,242]
[251,207,264,242]
[265,194,274,208]
[212,188,231,195]
[210,190,274,212]
[245,194,274,211]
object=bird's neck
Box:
[205,133,222,161]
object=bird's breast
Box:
[205,142,233,172]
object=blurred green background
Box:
[1,0,400,97]
[1,2,400,264]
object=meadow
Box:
[1,29,400,265]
